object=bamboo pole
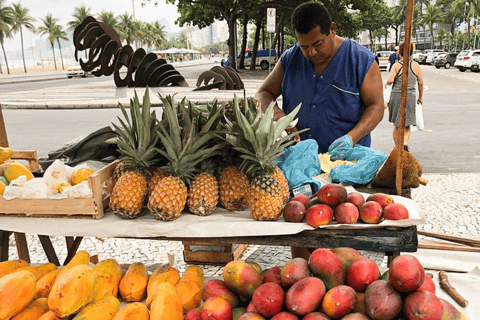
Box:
[396,0,414,195]
[0,106,8,147]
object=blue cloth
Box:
[388,52,398,71]
[276,139,322,193]
[328,134,353,161]
[280,40,375,154]
[330,144,388,185]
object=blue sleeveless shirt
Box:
[280,39,375,153]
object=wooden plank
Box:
[14,232,30,263]
[63,237,83,265]
[183,250,234,265]
[419,240,480,253]
[38,235,60,266]
[233,244,248,260]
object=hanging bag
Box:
[416,102,425,131]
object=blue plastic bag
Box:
[276,139,323,195]
[330,144,388,185]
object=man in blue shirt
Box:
[389,47,399,71]
[255,2,384,161]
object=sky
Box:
[4,0,180,53]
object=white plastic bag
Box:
[416,103,425,131]
[384,84,392,105]
[21,178,48,199]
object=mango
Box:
[280,257,310,288]
[223,260,262,298]
[316,183,347,207]
[365,280,402,319]
[309,248,345,290]
[322,285,357,318]
[285,277,325,316]
[251,282,284,318]
[403,290,443,320]
[345,257,380,292]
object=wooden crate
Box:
[183,240,248,265]
[0,151,117,219]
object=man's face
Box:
[296,24,336,66]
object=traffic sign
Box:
[267,8,276,33]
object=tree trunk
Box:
[227,14,237,70]
[58,40,65,70]
[262,25,265,49]
[250,12,263,71]
[423,26,427,49]
[20,28,27,73]
[51,42,57,70]
[238,14,248,70]
[1,43,10,74]
[431,29,434,49]
[369,30,374,51]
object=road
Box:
[1,62,480,173]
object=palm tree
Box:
[37,14,59,70]
[436,27,447,49]
[10,3,35,73]
[51,24,68,70]
[0,0,13,74]
[68,4,92,31]
[151,20,166,49]
[97,11,117,28]
[117,13,135,46]
[423,4,444,49]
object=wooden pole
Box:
[396,0,414,195]
[0,106,8,147]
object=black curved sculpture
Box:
[73,16,188,88]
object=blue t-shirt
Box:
[280,39,375,153]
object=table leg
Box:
[0,230,11,261]
[63,237,83,265]
[38,235,60,266]
[14,232,30,263]
[386,251,400,267]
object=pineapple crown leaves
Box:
[107,88,160,172]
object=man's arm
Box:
[347,61,385,145]
[255,60,285,121]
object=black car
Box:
[433,53,458,69]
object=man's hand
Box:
[328,134,353,160]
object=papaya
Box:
[4,161,34,183]
[146,265,180,308]
[56,250,90,279]
[38,310,72,320]
[36,269,61,298]
[18,262,57,281]
[11,297,49,320]
[48,264,98,318]
[150,282,183,320]
[71,168,94,186]
[112,302,149,320]
[0,270,37,320]
[0,147,12,165]
[0,181,5,195]
[119,262,148,302]
[91,259,122,301]
[0,175,7,186]
[175,266,204,312]
[71,295,120,320]
[0,259,29,278]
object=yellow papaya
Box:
[36,269,61,299]
[48,264,97,318]
[146,265,180,307]
[0,259,29,278]
[56,250,90,279]
[150,282,183,320]
[91,259,122,301]
[71,168,94,186]
[11,297,49,320]
[4,161,34,183]
[38,310,71,320]
[0,181,5,195]
[72,295,120,320]
[118,262,148,302]
[112,302,149,320]
[0,147,12,165]
[0,270,37,320]
[18,262,57,281]
[175,265,204,312]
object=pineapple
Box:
[187,172,219,216]
[111,160,131,187]
[147,96,224,220]
[224,97,305,220]
[146,167,167,200]
[219,166,249,211]
[108,89,160,219]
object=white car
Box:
[425,51,445,65]
[454,49,480,72]
[376,51,393,71]
[66,65,88,78]
[411,50,422,62]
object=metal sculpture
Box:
[73,16,188,88]
[194,66,244,91]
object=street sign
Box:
[267,8,276,33]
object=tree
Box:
[390,0,407,46]
[360,1,390,51]
[38,14,59,69]
[10,2,35,73]
[150,21,166,49]
[423,3,444,49]
[68,4,92,31]
[0,0,13,74]
[51,24,68,70]
[97,11,117,28]
[436,27,447,49]
[117,13,135,46]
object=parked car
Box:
[222,49,277,70]
[425,51,446,65]
[417,49,444,65]
[411,50,423,62]
[66,65,87,78]
[454,49,480,72]
[470,55,480,72]
[376,51,393,71]
[433,52,458,69]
